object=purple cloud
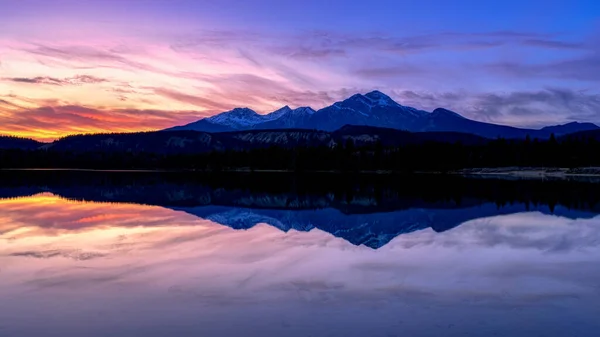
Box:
[522,39,585,50]
[393,88,600,127]
[5,75,107,85]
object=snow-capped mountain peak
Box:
[292,107,316,115]
[265,106,293,120]
[364,90,399,107]
[205,106,302,129]
[206,107,263,127]
[249,106,317,129]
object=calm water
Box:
[1,172,599,337]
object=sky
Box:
[1,0,599,141]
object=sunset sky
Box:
[1,0,599,141]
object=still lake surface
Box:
[0,171,599,337]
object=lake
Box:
[0,171,599,337]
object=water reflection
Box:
[1,171,600,248]
[0,172,599,336]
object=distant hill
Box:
[165,90,599,139]
[332,125,487,147]
[0,136,44,150]
[37,126,488,154]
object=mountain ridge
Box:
[165,90,599,139]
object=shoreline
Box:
[3,167,600,178]
[451,167,600,181]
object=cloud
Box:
[521,39,585,50]
[170,29,577,64]
[10,249,105,260]
[166,72,357,110]
[271,46,347,60]
[24,264,151,289]
[154,88,234,111]
[0,98,24,109]
[272,30,572,58]
[486,33,600,82]
[170,30,262,52]
[0,104,206,141]
[488,54,600,82]
[20,44,172,75]
[354,64,426,78]
[8,77,63,85]
[393,88,600,127]
[5,75,107,86]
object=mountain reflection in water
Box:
[1,171,600,248]
[0,171,599,337]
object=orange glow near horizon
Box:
[0,192,215,239]
[0,125,165,143]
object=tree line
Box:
[1,134,600,171]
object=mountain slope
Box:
[541,122,600,136]
[253,107,316,130]
[415,108,600,139]
[305,91,428,131]
[414,108,536,139]
[164,119,235,133]
[332,125,487,147]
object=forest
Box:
[1,133,599,171]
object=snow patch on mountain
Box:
[364,90,398,107]
[292,107,316,115]
[265,106,293,120]
[206,106,300,129]
[206,108,264,128]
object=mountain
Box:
[332,125,486,147]
[253,107,316,129]
[541,122,600,135]
[164,107,267,132]
[166,90,599,139]
[293,91,428,131]
[413,108,537,139]
[165,106,297,133]
[0,136,44,150]
[165,119,234,133]
[413,108,600,139]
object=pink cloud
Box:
[0,104,207,141]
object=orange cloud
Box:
[0,193,204,239]
[0,103,209,141]
[5,75,107,86]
